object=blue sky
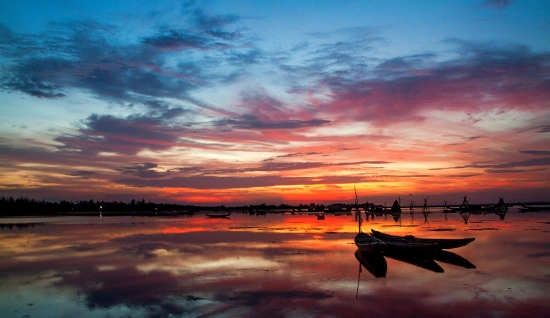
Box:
[1,0,549,204]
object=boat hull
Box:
[371,229,474,250]
[205,213,231,218]
[382,239,440,255]
[354,233,385,253]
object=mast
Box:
[355,186,362,233]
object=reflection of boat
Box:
[205,212,231,218]
[358,248,476,275]
[384,248,444,273]
[355,249,387,278]
[355,232,385,253]
[432,250,476,269]
[371,229,475,250]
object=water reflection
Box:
[356,248,476,279]
[355,249,387,278]
[0,210,549,317]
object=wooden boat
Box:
[354,232,385,253]
[205,212,231,218]
[378,237,440,255]
[371,229,475,250]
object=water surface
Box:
[1,209,549,317]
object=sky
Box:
[0,0,549,205]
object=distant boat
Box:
[371,229,475,250]
[205,211,231,218]
[519,204,550,212]
[317,212,325,220]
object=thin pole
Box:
[354,186,362,233]
[356,261,362,299]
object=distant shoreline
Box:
[1,196,548,217]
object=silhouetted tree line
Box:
[0,196,200,216]
[0,196,407,217]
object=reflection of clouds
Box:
[137,255,278,276]
[193,256,277,270]
[96,265,117,271]
[55,266,188,315]
[478,278,547,300]
[214,289,334,307]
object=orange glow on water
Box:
[161,226,205,234]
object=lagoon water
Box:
[1,208,549,317]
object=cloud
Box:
[485,168,548,174]
[192,9,241,40]
[142,29,231,51]
[216,115,330,130]
[374,53,437,78]
[490,157,550,169]
[273,27,380,92]
[316,42,550,124]
[0,23,198,104]
[0,11,250,108]
[256,160,391,172]
[116,163,165,178]
[275,152,324,158]
[430,157,550,171]
[213,87,331,130]
[480,0,512,10]
[56,111,186,155]
[70,170,96,177]
[109,158,390,186]
[520,150,550,156]
[114,174,370,189]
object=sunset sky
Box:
[1,0,549,205]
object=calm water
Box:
[1,209,549,318]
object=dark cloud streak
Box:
[430,157,550,171]
[481,0,512,10]
[114,175,371,189]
